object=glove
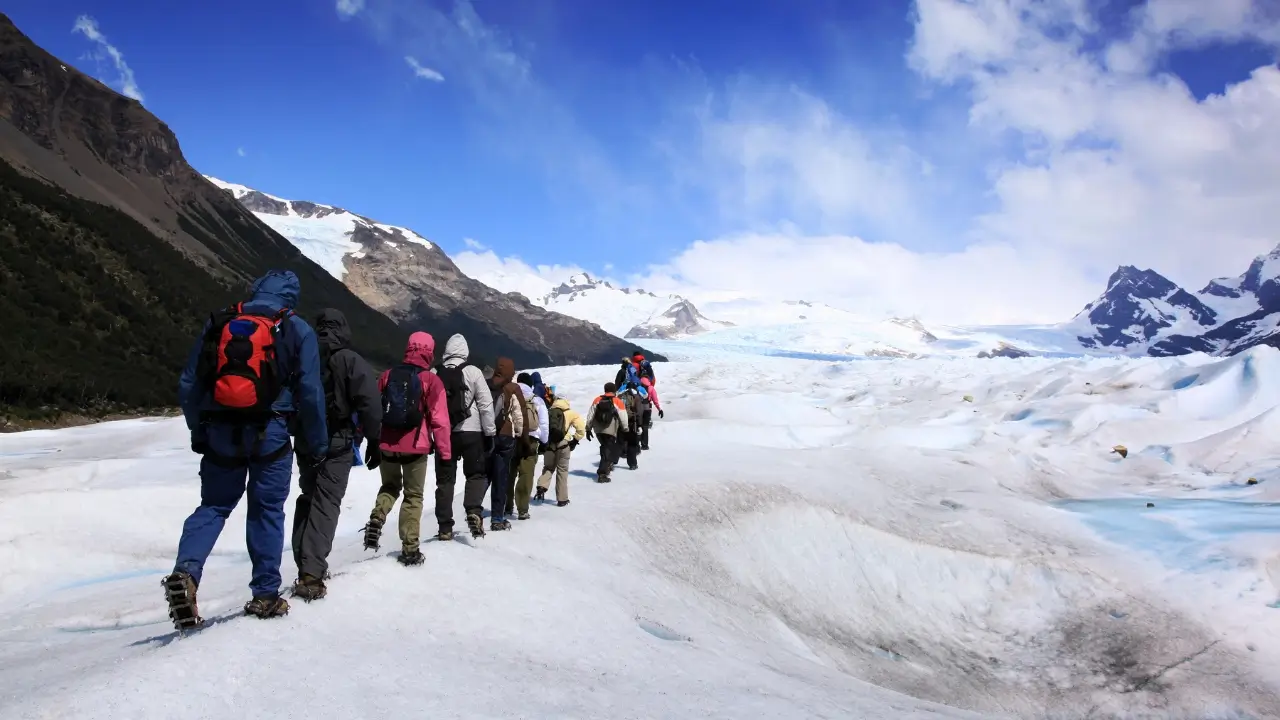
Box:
[365,443,382,471]
[569,439,579,451]
[586,429,594,442]
[191,438,209,455]
[538,442,550,454]
[483,435,496,456]
[659,409,664,419]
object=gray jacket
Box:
[441,334,497,436]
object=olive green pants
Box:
[370,452,429,552]
[508,439,539,516]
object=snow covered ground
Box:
[3,348,1280,718]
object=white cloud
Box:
[462,237,486,250]
[71,15,144,101]
[404,56,445,82]
[336,0,365,18]
[236,147,247,158]
[453,249,586,302]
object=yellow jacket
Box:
[551,397,587,445]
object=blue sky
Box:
[8,1,1280,324]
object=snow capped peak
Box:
[205,175,432,279]
[1073,265,1217,351]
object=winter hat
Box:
[516,372,532,385]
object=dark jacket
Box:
[315,308,382,447]
[178,270,329,455]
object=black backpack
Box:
[382,364,424,430]
[592,396,619,432]
[548,404,567,444]
[436,363,473,427]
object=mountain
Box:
[206,180,663,366]
[0,12,407,418]
[460,264,728,340]
[1151,247,1280,357]
[1069,266,1218,351]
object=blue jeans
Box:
[487,435,515,520]
[174,419,294,598]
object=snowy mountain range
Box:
[205,177,661,366]
[1068,246,1280,358]
[458,267,732,339]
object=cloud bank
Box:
[71,15,144,102]
[369,1,1280,325]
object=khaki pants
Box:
[537,441,572,502]
[370,452,429,552]
[508,439,538,516]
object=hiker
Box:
[487,357,524,531]
[614,350,655,389]
[166,269,326,628]
[618,382,644,470]
[509,372,548,520]
[535,385,586,506]
[433,334,496,540]
[530,371,548,403]
[291,308,382,601]
[585,382,628,483]
[361,332,452,566]
[639,376,663,450]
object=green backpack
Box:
[548,405,567,444]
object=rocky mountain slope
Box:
[206,179,662,366]
[1069,249,1280,357]
[0,12,408,416]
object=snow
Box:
[3,347,1280,718]
[203,176,433,280]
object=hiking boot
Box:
[291,574,327,602]
[504,503,514,517]
[466,513,486,538]
[628,463,638,470]
[518,511,530,520]
[162,571,203,631]
[535,487,547,502]
[244,594,289,619]
[641,444,650,451]
[490,517,512,531]
[398,550,425,566]
[557,500,570,507]
[436,528,454,542]
[362,517,384,551]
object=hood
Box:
[443,334,470,366]
[530,371,546,396]
[552,397,571,411]
[315,308,351,352]
[493,357,516,386]
[249,270,301,310]
[403,331,436,368]
[517,382,534,399]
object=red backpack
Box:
[198,303,292,414]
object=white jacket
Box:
[517,382,549,444]
[440,335,497,436]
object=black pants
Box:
[641,411,652,449]
[597,434,618,479]
[292,443,355,580]
[435,431,487,530]
[487,435,516,520]
[622,430,640,469]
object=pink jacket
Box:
[640,377,661,411]
[378,332,452,460]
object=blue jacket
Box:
[178,270,329,455]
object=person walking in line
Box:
[639,376,663,450]
[165,270,327,629]
[362,332,452,566]
[535,385,585,506]
[618,382,644,470]
[432,333,496,540]
[291,308,382,601]
[509,372,548,520]
[585,382,628,483]
[487,357,523,531]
